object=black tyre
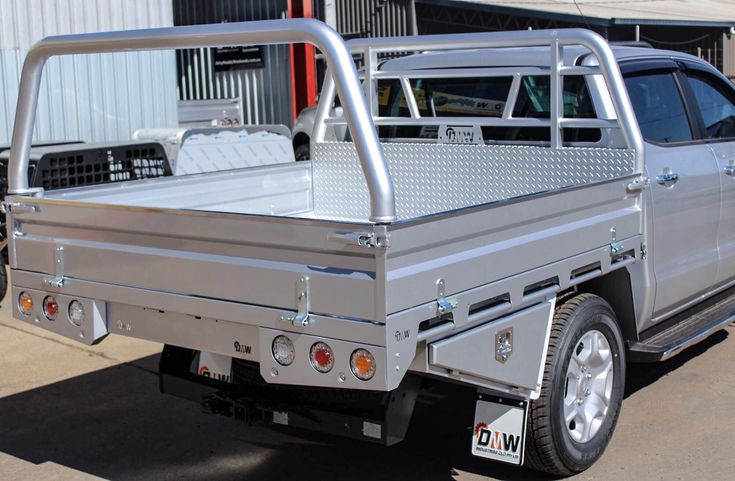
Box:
[294,142,310,161]
[525,293,625,476]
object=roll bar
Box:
[7,19,397,224]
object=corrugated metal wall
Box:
[332,0,416,38]
[724,33,735,81]
[173,0,292,126]
[0,0,178,145]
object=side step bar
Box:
[628,286,735,362]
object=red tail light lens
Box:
[309,342,334,373]
[43,296,58,320]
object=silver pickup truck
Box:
[4,19,735,476]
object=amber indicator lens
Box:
[350,348,376,381]
[18,292,33,316]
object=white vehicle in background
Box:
[5,20,735,476]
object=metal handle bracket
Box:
[280,276,310,327]
[43,246,66,288]
[436,278,458,315]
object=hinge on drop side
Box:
[43,246,66,288]
[280,276,310,327]
[327,231,390,248]
[1,202,37,214]
[626,176,649,193]
[436,279,458,315]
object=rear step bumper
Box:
[158,345,420,446]
[628,287,735,362]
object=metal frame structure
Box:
[313,28,644,172]
[7,23,644,224]
[6,19,397,223]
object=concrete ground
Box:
[1,290,734,481]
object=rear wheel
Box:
[525,293,625,476]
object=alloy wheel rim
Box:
[563,329,614,443]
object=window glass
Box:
[624,72,692,143]
[513,76,596,119]
[376,75,599,142]
[377,77,512,139]
[685,71,735,140]
[379,77,512,119]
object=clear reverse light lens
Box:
[18,292,33,316]
[272,335,295,366]
[68,300,85,326]
[43,296,58,320]
[309,342,334,373]
[350,349,376,381]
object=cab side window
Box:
[624,72,693,144]
[684,71,735,140]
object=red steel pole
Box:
[288,0,318,121]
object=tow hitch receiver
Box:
[471,393,528,465]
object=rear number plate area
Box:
[471,394,528,465]
[197,351,233,383]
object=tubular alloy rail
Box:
[6,19,396,223]
[313,28,645,173]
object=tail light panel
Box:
[11,287,107,345]
[259,327,386,390]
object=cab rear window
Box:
[377,75,600,143]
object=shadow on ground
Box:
[0,330,727,481]
[624,329,729,398]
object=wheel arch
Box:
[570,268,638,343]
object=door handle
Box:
[725,164,735,177]
[656,171,679,188]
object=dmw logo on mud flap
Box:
[198,365,231,383]
[471,399,526,464]
[474,423,521,457]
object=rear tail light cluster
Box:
[270,336,376,381]
[350,349,376,381]
[17,291,86,326]
[309,342,334,373]
[272,335,295,366]
[43,296,59,320]
[68,300,85,326]
[18,292,33,316]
